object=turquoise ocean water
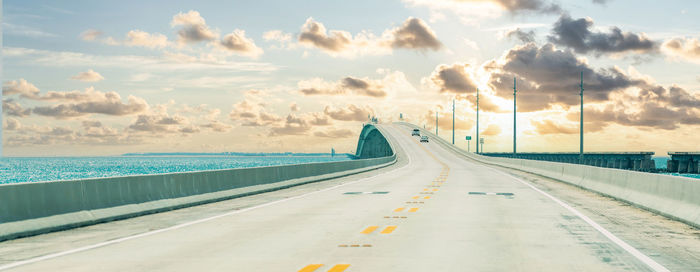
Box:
[0,155,353,184]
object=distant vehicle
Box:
[420,136,429,142]
[412,129,420,136]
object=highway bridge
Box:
[0,124,699,271]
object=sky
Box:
[2,0,700,157]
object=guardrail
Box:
[0,124,397,241]
[397,122,700,228]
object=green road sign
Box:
[466,136,472,140]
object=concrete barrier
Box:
[397,122,700,228]
[0,125,397,241]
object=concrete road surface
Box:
[1,124,699,271]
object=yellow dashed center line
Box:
[409,208,419,212]
[298,264,323,272]
[328,264,351,272]
[424,196,430,199]
[380,226,397,234]
[394,207,405,212]
[412,196,420,199]
[361,226,378,234]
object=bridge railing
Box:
[0,124,397,241]
[397,122,700,228]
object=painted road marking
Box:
[423,196,430,199]
[0,126,416,272]
[432,189,438,191]
[298,264,323,272]
[409,208,419,212]
[468,192,514,197]
[380,226,397,234]
[328,264,351,272]
[412,196,420,199]
[384,216,407,219]
[338,244,372,248]
[423,188,429,191]
[361,226,379,234]
[394,207,405,212]
[344,191,389,195]
[492,171,670,272]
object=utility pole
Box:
[579,71,584,164]
[513,77,517,156]
[476,88,480,154]
[435,111,438,136]
[452,99,455,145]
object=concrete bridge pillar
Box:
[607,160,615,168]
[688,160,697,173]
[667,160,678,172]
[678,160,689,173]
[633,160,641,171]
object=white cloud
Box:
[125,30,170,49]
[70,69,105,82]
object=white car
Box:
[411,129,420,136]
[420,136,429,142]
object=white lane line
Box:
[495,171,670,272]
[0,126,412,271]
[416,128,670,272]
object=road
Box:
[1,124,699,271]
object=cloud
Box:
[313,128,354,138]
[296,17,441,58]
[402,0,561,26]
[299,17,353,52]
[200,120,232,132]
[70,69,105,82]
[290,103,300,112]
[217,29,264,58]
[661,37,700,64]
[2,99,32,117]
[6,47,278,72]
[323,104,374,121]
[229,94,283,127]
[125,30,170,49]
[2,79,41,98]
[481,124,501,136]
[82,120,103,128]
[298,76,387,98]
[388,17,442,51]
[427,63,479,94]
[21,87,149,119]
[531,119,579,134]
[128,112,198,134]
[3,118,22,130]
[3,22,58,38]
[171,10,217,44]
[505,28,536,43]
[548,15,658,56]
[485,43,642,111]
[269,114,313,136]
[422,108,474,131]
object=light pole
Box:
[579,71,584,164]
[513,77,517,156]
[476,88,480,154]
[452,99,455,145]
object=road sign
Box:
[466,136,472,140]
[479,138,484,144]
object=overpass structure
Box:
[1,123,699,271]
[481,152,656,171]
[668,152,700,173]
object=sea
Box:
[653,157,700,180]
[0,154,354,184]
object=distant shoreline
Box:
[121,152,352,157]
